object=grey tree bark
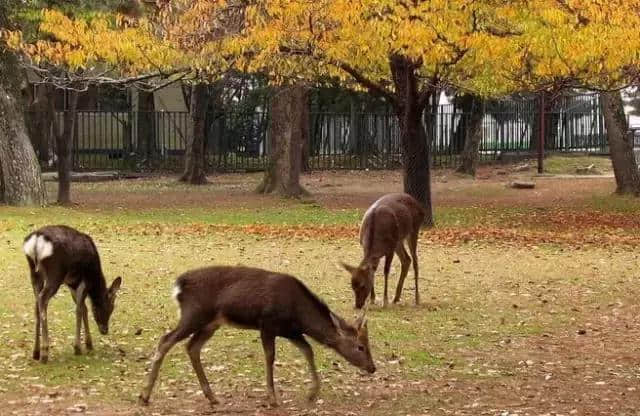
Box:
[180,83,209,184]
[53,90,78,205]
[389,55,434,226]
[601,91,640,195]
[256,85,309,197]
[456,96,485,176]
[136,90,156,162]
[0,9,47,205]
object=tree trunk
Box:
[456,97,486,176]
[390,55,433,226]
[300,90,310,172]
[180,83,209,184]
[256,85,308,197]
[601,91,640,195]
[531,92,553,152]
[55,90,78,205]
[25,84,55,164]
[0,37,47,205]
[452,94,474,153]
[136,90,156,162]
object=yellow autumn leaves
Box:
[4,0,640,94]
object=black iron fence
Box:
[31,102,612,172]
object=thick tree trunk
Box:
[0,38,47,205]
[300,91,310,172]
[601,91,640,195]
[390,55,433,226]
[55,90,78,205]
[256,85,308,197]
[180,83,209,184]
[456,97,486,176]
[137,90,156,162]
[25,84,55,164]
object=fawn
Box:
[23,225,122,363]
[138,265,375,407]
[342,193,425,308]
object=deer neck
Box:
[87,273,108,308]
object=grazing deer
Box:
[138,265,375,407]
[23,225,122,363]
[342,193,425,308]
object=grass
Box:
[1,175,639,414]
[543,154,612,175]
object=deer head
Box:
[330,308,375,374]
[341,262,374,309]
[92,276,122,335]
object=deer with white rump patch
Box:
[23,225,122,363]
[138,265,375,407]
[342,193,425,308]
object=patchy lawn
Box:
[1,169,639,415]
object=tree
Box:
[229,0,528,225]
[256,85,309,197]
[601,91,640,194]
[456,96,486,176]
[513,1,640,194]
[4,7,189,200]
[0,1,46,206]
[180,83,209,184]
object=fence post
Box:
[538,93,545,174]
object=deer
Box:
[23,225,122,363]
[138,265,375,408]
[341,193,425,309]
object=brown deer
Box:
[342,193,425,308]
[23,225,122,363]
[138,265,375,407]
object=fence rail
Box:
[29,104,613,172]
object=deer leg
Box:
[382,254,393,308]
[70,282,87,355]
[408,231,420,305]
[186,322,220,406]
[32,301,41,360]
[29,263,43,361]
[82,302,93,351]
[370,257,381,304]
[393,242,411,304]
[139,326,192,405]
[37,285,56,364]
[260,331,278,407]
[289,335,319,402]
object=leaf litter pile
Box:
[81,207,640,249]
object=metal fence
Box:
[34,102,612,172]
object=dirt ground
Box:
[60,164,617,212]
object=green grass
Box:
[543,154,612,175]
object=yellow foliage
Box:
[5,1,640,94]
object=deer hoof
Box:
[74,345,82,355]
[86,341,93,351]
[40,354,48,364]
[32,350,40,360]
[267,396,279,408]
[137,394,150,406]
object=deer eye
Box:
[357,345,365,352]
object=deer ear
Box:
[340,262,357,275]
[330,312,345,337]
[109,276,122,295]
